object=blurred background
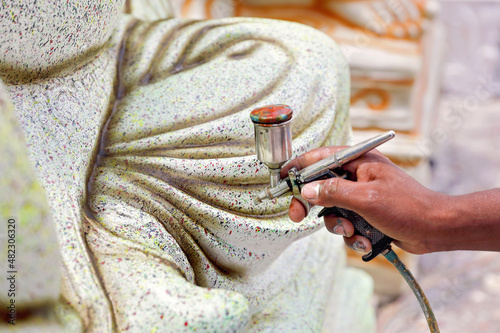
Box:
[378,1,500,332]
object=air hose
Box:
[383,247,440,333]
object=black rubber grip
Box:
[318,206,393,262]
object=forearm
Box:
[428,189,500,252]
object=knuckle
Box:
[364,163,384,181]
[369,162,384,173]
[294,155,308,171]
[318,178,339,203]
[294,148,324,170]
[361,186,379,208]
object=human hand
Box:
[282,147,448,255]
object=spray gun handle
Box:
[318,206,393,261]
[303,168,393,262]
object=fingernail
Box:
[332,225,345,236]
[353,241,367,253]
[301,184,319,200]
[337,218,348,236]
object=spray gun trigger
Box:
[294,195,311,216]
[288,167,311,216]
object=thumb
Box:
[301,177,361,210]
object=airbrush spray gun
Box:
[250,104,440,333]
[250,104,395,262]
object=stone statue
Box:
[0,0,377,331]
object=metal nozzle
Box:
[336,130,395,165]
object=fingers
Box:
[288,197,308,222]
[292,199,373,254]
[301,177,365,212]
[324,216,354,237]
[324,214,373,253]
[324,215,372,253]
[345,235,372,254]
[340,150,391,176]
[281,145,392,180]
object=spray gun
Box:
[250,104,395,262]
[250,104,440,333]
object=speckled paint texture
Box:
[87,17,351,332]
[0,1,366,331]
[0,0,125,83]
